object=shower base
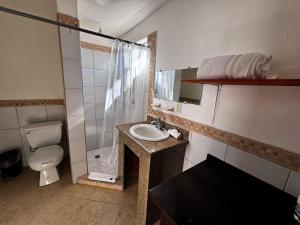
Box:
[78,145,123,190]
[87,146,118,176]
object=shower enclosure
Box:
[80,39,149,181]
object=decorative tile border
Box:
[147,32,157,114]
[146,32,300,172]
[0,99,64,107]
[80,41,112,53]
[57,13,79,27]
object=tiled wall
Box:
[0,105,65,166]
[58,13,87,184]
[80,46,110,151]
[183,132,300,197]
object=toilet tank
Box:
[23,121,62,149]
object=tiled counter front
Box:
[117,122,189,225]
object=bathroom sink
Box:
[129,124,169,142]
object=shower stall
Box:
[80,39,149,182]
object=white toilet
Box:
[23,121,64,186]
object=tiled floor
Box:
[0,160,140,225]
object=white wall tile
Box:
[183,159,195,171]
[17,106,47,127]
[63,59,82,88]
[213,86,300,154]
[85,120,97,137]
[20,128,29,147]
[84,104,96,121]
[65,89,84,116]
[0,107,19,129]
[85,120,97,151]
[0,129,22,153]
[22,146,34,167]
[67,114,85,140]
[187,131,227,165]
[83,87,95,104]
[85,134,98,151]
[82,68,94,87]
[69,138,87,163]
[96,119,103,135]
[71,160,87,184]
[94,51,109,70]
[80,48,93,68]
[95,103,105,119]
[19,129,32,166]
[225,146,290,189]
[102,131,113,147]
[184,133,192,159]
[59,28,81,61]
[95,87,106,103]
[46,105,65,121]
[179,84,219,125]
[284,171,300,197]
[94,69,108,86]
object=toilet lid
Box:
[29,145,63,165]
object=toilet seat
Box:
[28,145,64,171]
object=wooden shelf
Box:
[181,79,300,86]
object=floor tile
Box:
[0,160,139,225]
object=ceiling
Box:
[77,0,169,37]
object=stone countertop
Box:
[117,122,189,155]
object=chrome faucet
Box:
[151,117,163,130]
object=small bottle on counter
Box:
[295,195,300,223]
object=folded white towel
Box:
[168,129,182,139]
[197,53,272,79]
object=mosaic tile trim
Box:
[118,124,187,225]
[80,41,112,53]
[0,99,64,107]
[147,31,300,172]
[57,13,79,27]
[147,31,157,114]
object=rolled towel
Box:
[197,53,272,79]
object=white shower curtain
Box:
[155,70,175,101]
[96,40,149,177]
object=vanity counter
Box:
[117,120,189,225]
[117,122,188,155]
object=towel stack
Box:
[197,53,273,79]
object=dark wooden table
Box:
[150,154,298,225]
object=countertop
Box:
[150,154,298,225]
[117,122,189,155]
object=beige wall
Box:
[0,0,64,100]
[122,0,300,154]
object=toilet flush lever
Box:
[26,130,35,134]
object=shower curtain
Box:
[95,40,149,177]
[155,70,175,100]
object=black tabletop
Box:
[149,155,298,225]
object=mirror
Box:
[154,68,203,105]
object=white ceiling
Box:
[77,0,169,37]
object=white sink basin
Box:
[129,124,169,142]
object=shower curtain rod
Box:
[0,6,148,48]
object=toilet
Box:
[23,121,64,186]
